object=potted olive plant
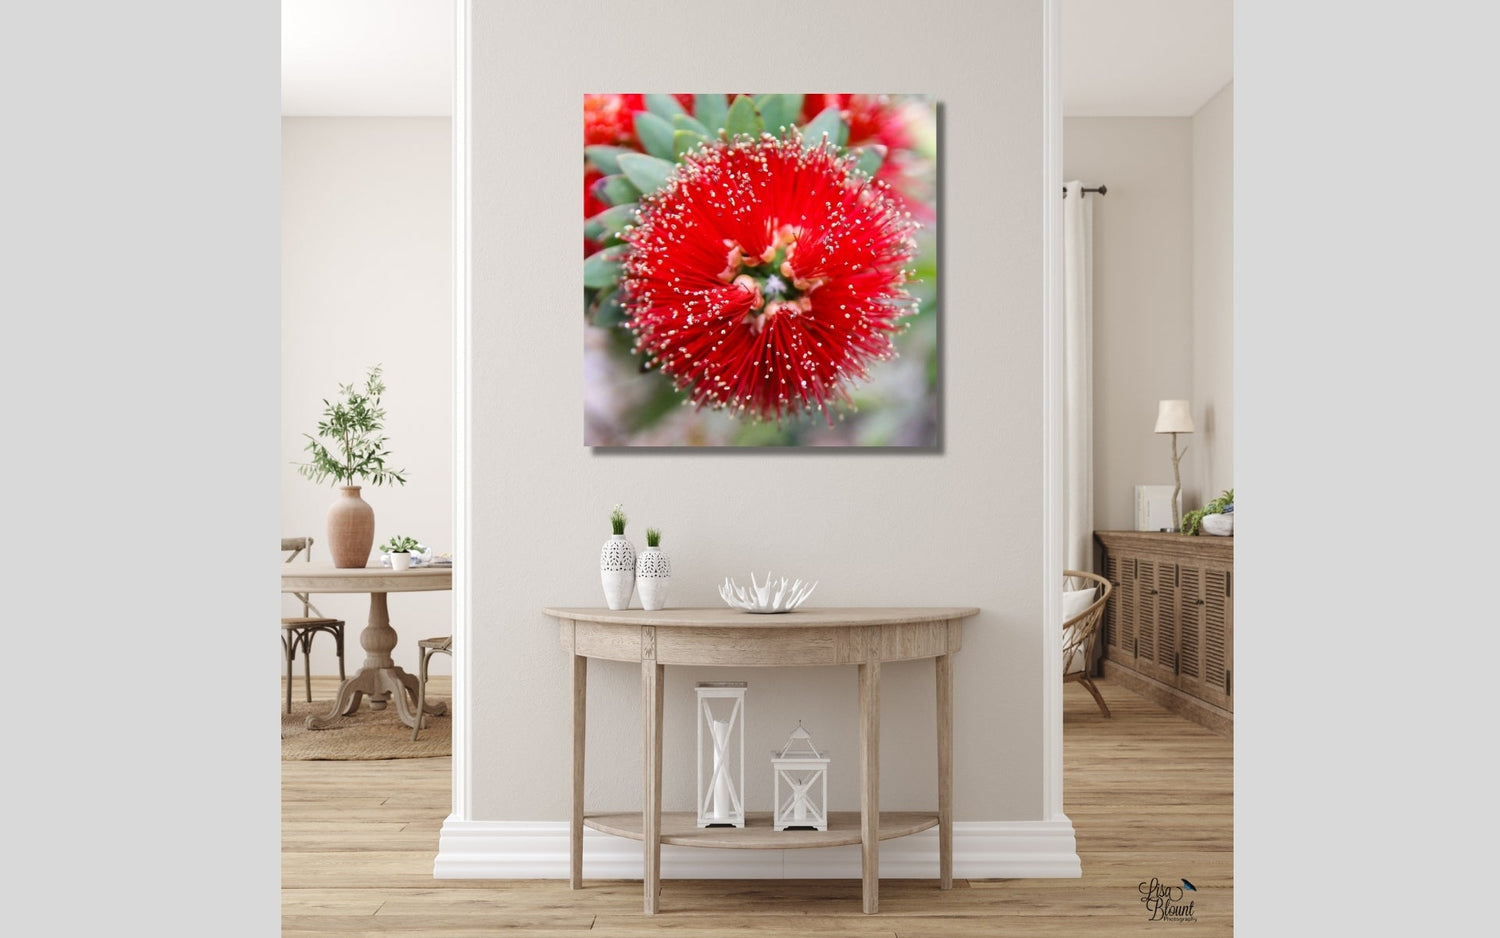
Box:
[295,364,408,568]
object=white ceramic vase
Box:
[389,551,412,571]
[600,534,636,610]
[635,546,671,611]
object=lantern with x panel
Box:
[773,721,830,831]
[695,682,747,828]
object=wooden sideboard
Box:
[1093,531,1233,737]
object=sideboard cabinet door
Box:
[1174,562,1232,711]
[1092,530,1234,735]
[1133,557,1160,671]
[1102,550,1136,668]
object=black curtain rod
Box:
[1061,184,1107,198]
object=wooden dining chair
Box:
[1063,569,1113,717]
[282,537,346,713]
[411,636,452,741]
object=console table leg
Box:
[936,651,954,890]
[641,658,664,914]
[859,658,881,914]
[571,654,587,889]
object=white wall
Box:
[1063,86,1234,533]
[281,117,453,678]
[1192,82,1233,503]
[468,0,1048,824]
[1064,117,1196,528]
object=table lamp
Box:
[1154,400,1194,532]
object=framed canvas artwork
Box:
[583,93,939,447]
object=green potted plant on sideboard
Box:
[1182,489,1234,537]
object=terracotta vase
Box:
[327,485,375,568]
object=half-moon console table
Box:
[542,605,981,915]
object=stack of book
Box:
[1134,485,1178,532]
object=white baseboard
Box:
[433,817,1081,880]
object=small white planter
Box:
[600,534,636,610]
[636,546,671,611]
[389,551,412,571]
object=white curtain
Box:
[1063,180,1094,573]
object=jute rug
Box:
[281,692,451,761]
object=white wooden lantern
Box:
[772,722,829,831]
[695,682,746,828]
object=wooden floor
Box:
[284,675,1232,936]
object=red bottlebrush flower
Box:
[584,94,695,147]
[584,94,699,255]
[801,94,915,153]
[802,94,933,225]
[584,94,643,146]
[620,133,920,424]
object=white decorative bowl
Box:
[1200,513,1233,536]
[719,572,818,614]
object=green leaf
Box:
[724,94,763,139]
[584,145,633,175]
[673,129,707,158]
[752,94,778,128]
[591,203,638,240]
[693,93,728,134]
[583,214,607,242]
[800,105,845,149]
[853,144,886,178]
[633,111,676,161]
[672,112,711,137]
[753,94,780,131]
[781,93,805,128]
[755,93,802,133]
[595,174,641,206]
[583,245,629,289]
[591,288,629,327]
[616,153,676,194]
[644,93,686,121]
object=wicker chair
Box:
[411,636,453,741]
[1063,569,1113,717]
[282,537,346,713]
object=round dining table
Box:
[280,563,451,730]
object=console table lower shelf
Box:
[544,605,980,915]
[585,810,939,848]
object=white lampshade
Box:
[1153,400,1194,434]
